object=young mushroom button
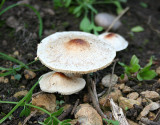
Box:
[99,32,128,52]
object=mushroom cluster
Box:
[37,31,117,95]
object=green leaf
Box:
[0,67,12,71]
[138,70,157,81]
[19,108,26,117]
[131,26,144,32]
[130,55,139,66]
[103,118,119,125]
[73,5,82,15]
[14,74,21,81]
[61,119,72,125]
[80,16,92,32]
[51,107,63,117]
[128,64,140,73]
[0,71,14,77]
[87,4,97,14]
[64,0,71,7]
[44,117,52,124]
[140,2,148,8]
[20,106,31,117]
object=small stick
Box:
[58,105,73,121]
[71,99,80,115]
[32,91,43,97]
[103,59,118,106]
[91,80,98,102]
[98,88,107,97]
[141,117,159,125]
[106,7,130,32]
[23,110,37,125]
[87,74,107,119]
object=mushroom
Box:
[37,31,116,95]
[99,32,128,52]
[39,71,86,95]
[37,31,116,74]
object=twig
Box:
[91,80,98,102]
[106,7,130,32]
[98,88,107,97]
[141,117,159,125]
[71,99,80,115]
[32,91,43,97]
[23,110,37,125]
[87,74,107,119]
[110,99,129,125]
[154,109,160,122]
[58,105,73,121]
[103,59,118,106]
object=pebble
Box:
[138,102,160,119]
[32,93,56,113]
[140,90,160,100]
[13,90,28,98]
[122,86,133,93]
[99,88,122,107]
[43,8,55,15]
[148,112,156,120]
[156,67,160,76]
[24,70,36,80]
[127,92,139,100]
[13,51,19,57]
[127,119,139,125]
[95,13,122,30]
[6,16,19,28]
[4,78,9,84]
[0,77,5,83]
[115,83,125,90]
[101,74,118,87]
[118,97,140,110]
[75,104,103,125]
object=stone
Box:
[139,102,160,118]
[95,13,122,30]
[43,8,55,15]
[13,51,19,57]
[136,97,142,104]
[99,88,122,107]
[32,93,56,113]
[156,67,160,76]
[115,83,125,90]
[148,112,156,121]
[127,92,139,100]
[0,77,5,83]
[4,78,9,84]
[127,119,138,125]
[101,74,118,87]
[122,86,133,93]
[118,97,140,110]
[6,16,19,28]
[140,91,160,100]
[13,90,28,98]
[24,70,36,80]
[75,104,103,125]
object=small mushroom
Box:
[75,104,103,125]
[99,32,128,52]
[39,71,86,95]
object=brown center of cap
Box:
[65,39,90,52]
[105,33,116,39]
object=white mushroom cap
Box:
[99,32,128,52]
[37,31,116,74]
[39,71,86,95]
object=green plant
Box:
[0,2,43,38]
[131,26,144,32]
[103,118,119,125]
[56,100,65,109]
[0,52,38,80]
[53,0,126,35]
[119,55,157,81]
[0,79,71,125]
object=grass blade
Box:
[0,52,28,68]
[0,71,14,77]
[0,79,40,123]
[0,0,5,10]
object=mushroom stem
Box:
[87,74,107,119]
[64,95,69,103]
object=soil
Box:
[0,0,160,125]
